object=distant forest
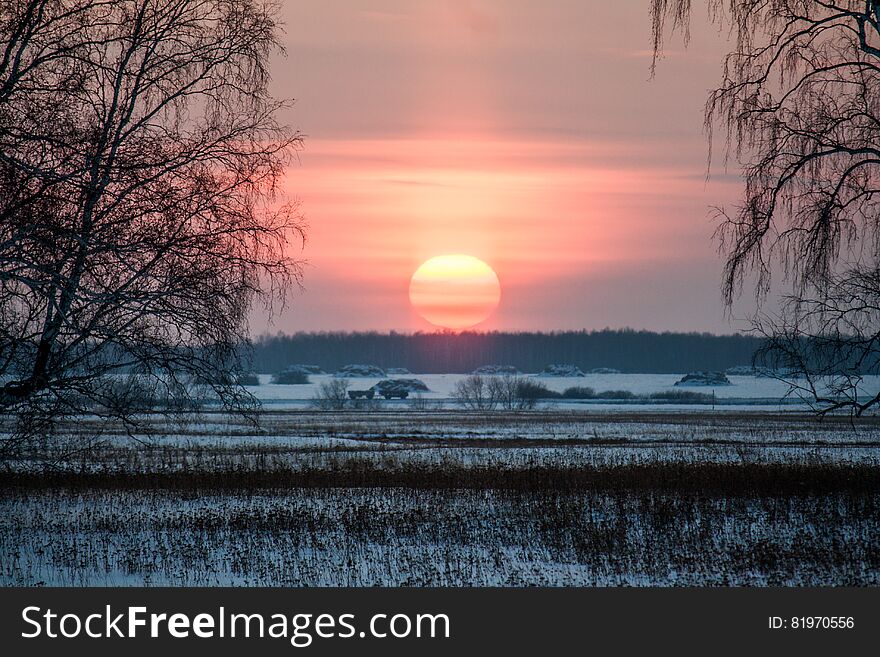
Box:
[250,330,765,374]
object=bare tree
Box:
[0,0,304,456]
[453,374,550,411]
[753,266,880,415]
[488,375,521,410]
[312,379,349,411]
[651,0,880,415]
[489,375,547,410]
[452,375,498,410]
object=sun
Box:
[409,254,501,330]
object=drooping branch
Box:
[652,1,880,415]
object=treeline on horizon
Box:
[249,330,766,374]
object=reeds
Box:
[1,410,879,586]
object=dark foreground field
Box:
[2,411,879,586]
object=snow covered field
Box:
[2,408,879,586]
[250,373,880,410]
[5,485,877,586]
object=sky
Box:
[257,0,750,334]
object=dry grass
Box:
[3,460,880,495]
[3,485,877,586]
[1,410,879,586]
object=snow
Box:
[5,481,878,586]
[675,371,732,386]
[3,404,880,586]
[538,364,586,377]
[3,373,879,587]
[472,365,519,375]
[253,373,880,410]
[334,364,385,377]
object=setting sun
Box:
[409,255,501,330]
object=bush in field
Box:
[594,390,637,400]
[452,375,497,410]
[562,386,595,399]
[193,371,234,386]
[236,373,260,386]
[312,379,349,410]
[193,370,256,387]
[485,375,515,409]
[488,375,528,410]
[649,390,714,404]
[455,375,559,410]
[513,380,561,407]
[272,370,310,385]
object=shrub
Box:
[594,390,637,400]
[562,386,595,399]
[649,390,713,403]
[194,370,259,387]
[455,375,561,410]
[272,370,310,385]
[515,380,562,402]
[236,372,260,386]
[487,375,518,409]
[312,379,349,410]
[192,371,234,386]
[453,375,497,410]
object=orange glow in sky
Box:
[409,255,501,329]
[256,1,747,334]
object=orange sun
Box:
[409,255,501,330]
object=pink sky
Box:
[256,1,751,334]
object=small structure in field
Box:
[235,372,260,386]
[371,379,429,399]
[285,364,324,374]
[335,364,385,377]
[272,367,311,384]
[472,365,519,375]
[674,371,732,386]
[539,364,585,377]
